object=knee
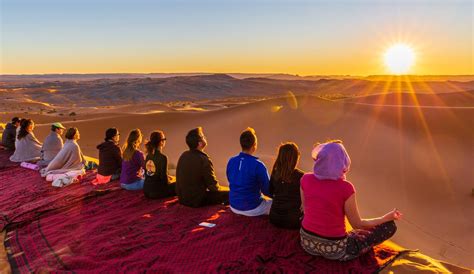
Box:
[384,220,397,237]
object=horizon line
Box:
[1,72,473,77]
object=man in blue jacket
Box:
[226,127,272,216]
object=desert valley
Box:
[1,74,473,268]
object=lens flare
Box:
[271,105,283,112]
[286,91,298,109]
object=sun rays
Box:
[352,74,458,200]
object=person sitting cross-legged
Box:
[120,129,145,190]
[226,127,272,217]
[268,142,305,229]
[1,117,21,151]
[41,127,87,182]
[176,127,229,207]
[38,122,66,167]
[300,140,402,261]
[94,128,122,184]
[143,130,176,199]
[9,119,42,163]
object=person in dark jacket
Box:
[2,117,21,150]
[143,130,176,199]
[269,142,304,229]
[96,128,122,182]
[176,127,229,207]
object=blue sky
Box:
[1,0,472,74]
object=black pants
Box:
[269,211,302,230]
[300,221,397,261]
[201,190,229,206]
[345,221,397,257]
[144,183,177,199]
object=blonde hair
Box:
[123,129,142,161]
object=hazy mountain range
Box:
[1,73,473,82]
[0,74,473,107]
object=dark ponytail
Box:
[145,130,164,155]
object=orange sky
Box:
[1,0,472,75]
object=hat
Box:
[52,122,66,129]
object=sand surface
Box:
[1,94,473,268]
[344,91,474,107]
[0,232,11,274]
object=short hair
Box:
[240,127,257,150]
[12,117,21,124]
[186,127,203,150]
[105,128,118,141]
[65,127,79,140]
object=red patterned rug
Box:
[0,148,16,170]
[0,164,118,231]
[0,149,400,273]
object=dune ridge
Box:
[1,75,472,110]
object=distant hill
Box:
[0,74,472,107]
[1,73,473,82]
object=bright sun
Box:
[384,43,415,74]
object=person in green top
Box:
[143,130,176,199]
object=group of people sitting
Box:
[3,117,86,184]
[1,117,402,261]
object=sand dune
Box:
[2,95,473,268]
[344,90,474,107]
[1,75,472,111]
